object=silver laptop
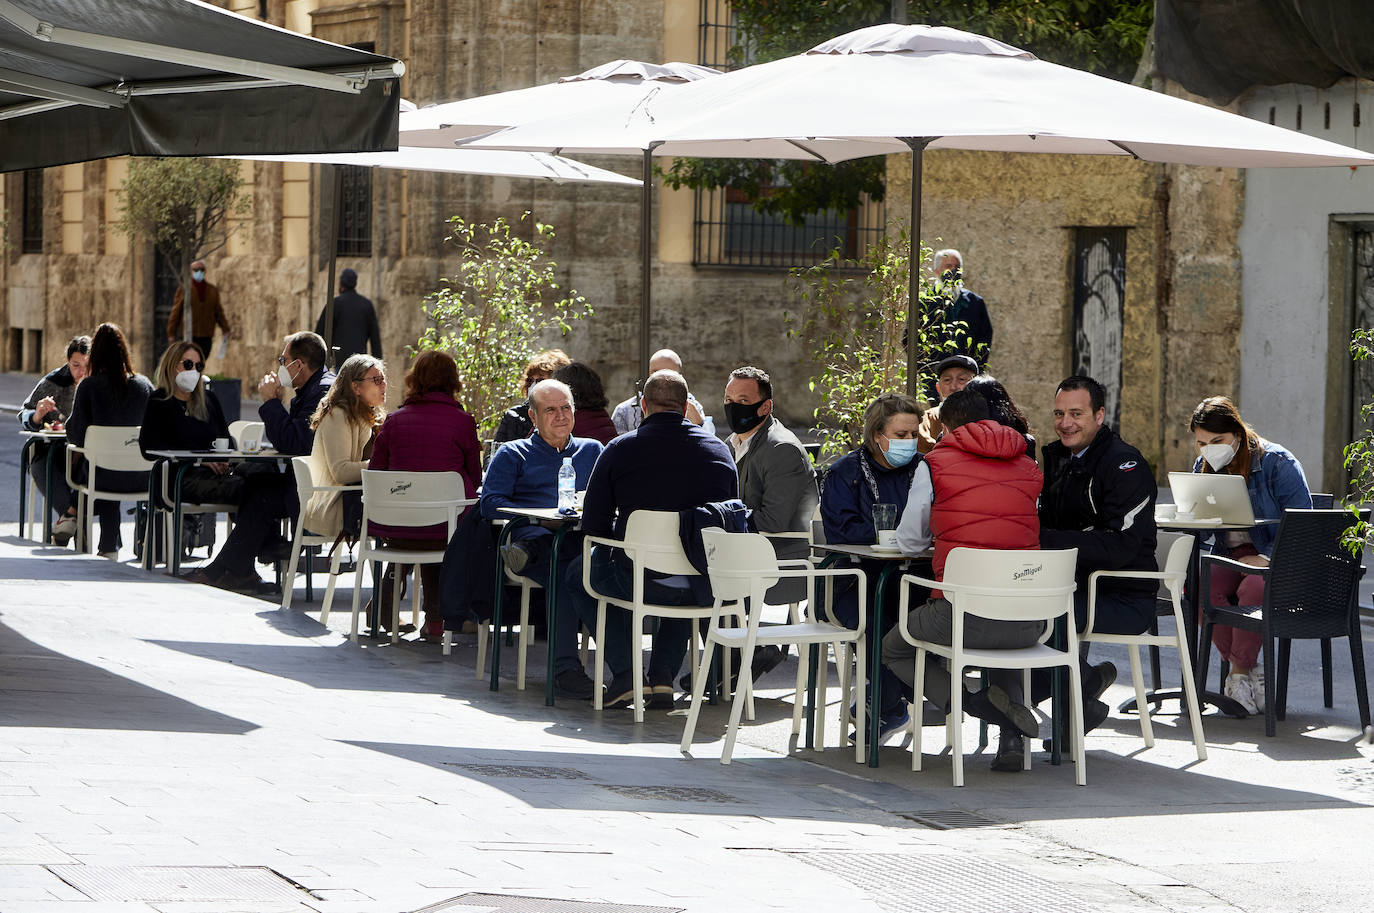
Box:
[1167,472,1256,524]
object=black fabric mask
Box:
[724,400,767,435]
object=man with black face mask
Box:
[723,365,817,597]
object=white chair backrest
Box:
[1156,532,1192,598]
[941,547,1078,622]
[291,456,316,499]
[361,470,465,530]
[229,420,265,449]
[702,529,781,601]
[623,509,698,576]
[809,502,826,546]
[83,425,153,473]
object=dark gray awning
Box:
[1156,0,1374,105]
[0,0,403,171]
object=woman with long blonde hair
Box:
[139,340,241,507]
[301,354,386,543]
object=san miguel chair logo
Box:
[124,437,139,447]
[390,481,413,495]
[1013,563,1044,581]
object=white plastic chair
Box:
[228,420,266,450]
[350,470,475,644]
[1083,532,1208,761]
[469,539,540,690]
[897,547,1084,787]
[64,426,153,555]
[581,509,746,722]
[280,456,356,616]
[681,529,869,764]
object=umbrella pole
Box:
[323,163,343,370]
[640,144,661,377]
[902,137,933,396]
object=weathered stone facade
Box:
[1,4,1247,481]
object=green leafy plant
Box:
[1342,327,1374,554]
[413,213,591,438]
[786,224,964,457]
[113,158,248,341]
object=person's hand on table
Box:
[33,396,56,423]
[1237,554,1269,568]
[257,373,282,400]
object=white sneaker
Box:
[1248,666,1266,710]
[1224,672,1259,714]
[51,514,77,546]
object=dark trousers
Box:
[1032,587,1154,704]
[830,564,909,719]
[206,471,295,577]
[29,441,73,519]
[511,531,585,677]
[73,461,146,553]
[193,335,213,357]
[561,546,696,685]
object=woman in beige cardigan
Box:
[303,354,386,540]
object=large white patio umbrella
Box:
[409,59,894,370]
[225,144,639,358]
[463,23,1374,385]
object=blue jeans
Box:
[561,545,696,685]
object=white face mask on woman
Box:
[174,369,201,394]
[1200,441,1238,471]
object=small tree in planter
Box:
[786,223,964,459]
[413,212,591,438]
[113,158,248,343]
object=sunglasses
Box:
[360,374,386,386]
[180,359,205,372]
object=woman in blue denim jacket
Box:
[1190,396,1311,714]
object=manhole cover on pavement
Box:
[448,764,592,780]
[413,893,683,912]
[897,808,1010,829]
[787,852,1089,913]
[600,785,741,803]
[46,865,313,902]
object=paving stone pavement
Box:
[1,527,1373,912]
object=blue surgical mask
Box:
[883,438,920,468]
[192,270,205,282]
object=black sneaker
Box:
[1042,698,1111,752]
[256,536,294,565]
[602,672,638,709]
[501,541,533,575]
[677,644,784,694]
[646,684,676,710]
[554,669,596,700]
[990,731,1025,773]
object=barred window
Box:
[335,164,372,257]
[21,169,43,254]
[693,0,883,269]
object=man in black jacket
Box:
[315,268,381,367]
[1036,374,1157,729]
[563,370,738,711]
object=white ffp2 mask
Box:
[1200,442,1238,472]
[174,369,201,394]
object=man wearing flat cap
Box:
[917,354,979,453]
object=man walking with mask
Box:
[168,259,232,358]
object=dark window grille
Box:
[335,164,372,257]
[21,169,43,254]
[1071,226,1127,428]
[693,0,883,270]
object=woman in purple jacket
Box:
[367,350,481,638]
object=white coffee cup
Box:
[877,528,898,549]
[212,437,231,452]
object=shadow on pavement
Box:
[0,615,258,735]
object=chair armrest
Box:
[762,531,810,540]
[315,484,360,492]
[1200,554,1270,577]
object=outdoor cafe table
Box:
[18,428,65,543]
[1126,516,1280,720]
[143,449,292,576]
[488,505,580,706]
[810,541,1071,769]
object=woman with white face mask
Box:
[1190,395,1312,715]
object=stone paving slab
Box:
[1,532,1372,912]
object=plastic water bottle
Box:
[557,457,577,513]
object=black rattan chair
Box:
[1198,508,1370,737]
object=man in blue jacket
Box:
[481,379,603,697]
[563,369,738,710]
[256,331,335,456]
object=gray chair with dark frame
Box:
[1198,508,1370,737]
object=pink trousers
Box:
[1206,543,1265,669]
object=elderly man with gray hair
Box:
[611,347,710,435]
[480,378,605,698]
[930,248,993,365]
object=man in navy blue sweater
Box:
[564,370,737,710]
[481,379,603,697]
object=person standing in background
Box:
[316,267,382,367]
[167,259,232,357]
